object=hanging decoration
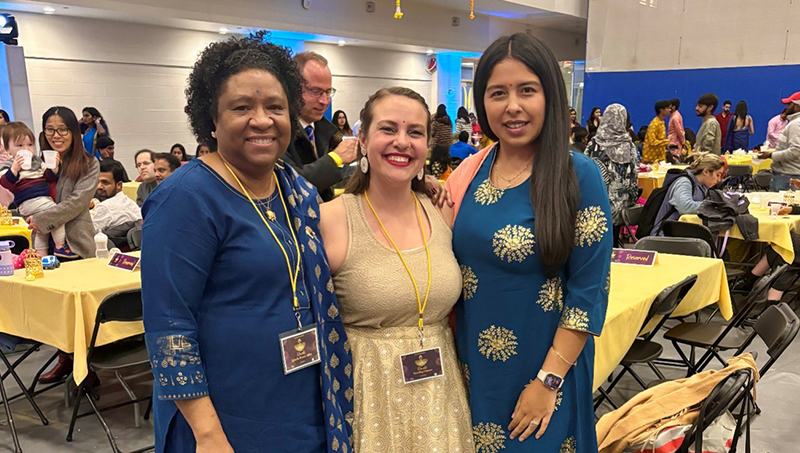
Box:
[469,0,475,19]
[394,0,403,18]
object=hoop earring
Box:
[360,156,369,174]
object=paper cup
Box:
[43,150,58,169]
[18,149,32,170]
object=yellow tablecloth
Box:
[725,154,772,173]
[0,219,33,246]
[680,204,800,264]
[638,173,665,199]
[0,253,143,385]
[122,181,140,202]
[593,253,731,390]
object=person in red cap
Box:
[759,91,800,190]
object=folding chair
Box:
[754,170,772,191]
[725,164,754,192]
[126,226,142,251]
[65,290,153,453]
[634,236,712,257]
[662,265,788,376]
[0,361,21,453]
[595,275,698,410]
[621,205,643,244]
[676,368,754,453]
[662,220,749,285]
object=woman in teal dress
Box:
[142,33,352,453]
[446,34,612,452]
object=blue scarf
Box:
[276,163,354,453]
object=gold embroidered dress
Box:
[332,194,475,453]
[452,148,612,453]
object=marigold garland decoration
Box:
[469,0,475,19]
[394,0,403,18]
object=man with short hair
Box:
[642,100,672,163]
[695,93,722,154]
[715,100,733,143]
[95,136,130,182]
[449,131,477,160]
[668,98,685,151]
[569,127,589,153]
[282,51,358,201]
[134,149,157,206]
[760,92,800,190]
[765,107,790,149]
[153,152,180,185]
[92,159,141,233]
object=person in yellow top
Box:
[642,100,672,163]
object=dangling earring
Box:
[211,131,217,139]
[417,167,425,181]
[360,156,369,174]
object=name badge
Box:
[279,324,321,375]
[400,347,444,384]
[107,252,140,272]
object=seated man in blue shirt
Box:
[449,131,477,160]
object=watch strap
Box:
[537,369,564,390]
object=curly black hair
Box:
[184,30,304,148]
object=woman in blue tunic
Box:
[142,32,353,453]
[446,34,612,453]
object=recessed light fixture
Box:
[43,6,56,14]
[426,49,433,55]
[219,27,229,35]
[337,40,346,47]
[588,67,595,70]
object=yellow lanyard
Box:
[221,159,303,325]
[364,191,432,346]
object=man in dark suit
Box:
[283,51,357,201]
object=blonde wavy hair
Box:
[687,152,725,176]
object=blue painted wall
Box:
[583,64,800,147]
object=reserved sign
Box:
[107,252,140,272]
[611,248,657,266]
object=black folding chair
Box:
[663,265,788,376]
[126,226,142,251]
[0,359,21,453]
[676,368,754,453]
[754,170,772,191]
[662,220,749,285]
[595,275,698,411]
[725,164,754,192]
[0,235,30,255]
[634,236,712,257]
[621,205,644,244]
[65,290,153,453]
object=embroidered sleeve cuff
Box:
[559,306,600,336]
[328,152,344,168]
[148,334,208,401]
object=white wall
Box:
[586,0,800,72]
[11,13,447,175]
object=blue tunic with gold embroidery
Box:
[142,160,353,453]
[453,148,612,453]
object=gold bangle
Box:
[551,347,576,366]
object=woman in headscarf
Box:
[584,104,639,246]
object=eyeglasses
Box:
[305,87,337,99]
[45,127,70,137]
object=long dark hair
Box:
[81,107,108,134]
[332,110,352,134]
[171,143,189,161]
[734,101,748,121]
[42,107,92,180]
[474,33,580,276]
[588,107,601,127]
[434,104,451,126]
[456,106,470,123]
[346,87,430,195]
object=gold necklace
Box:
[492,157,533,189]
[238,177,279,222]
[220,156,303,321]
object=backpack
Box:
[637,170,696,238]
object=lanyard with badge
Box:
[222,158,321,375]
[364,191,444,384]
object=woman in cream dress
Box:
[319,87,474,453]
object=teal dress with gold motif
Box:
[453,147,612,453]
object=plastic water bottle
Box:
[94,231,109,260]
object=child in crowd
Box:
[0,122,74,257]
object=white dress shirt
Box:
[91,191,142,233]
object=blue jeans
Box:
[769,172,800,191]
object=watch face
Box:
[544,374,562,389]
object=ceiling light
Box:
[588,67,594,71]
[337,40,346,46]
[43,6,56,14]
[219,27,229,35]
[426,49,434,55]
